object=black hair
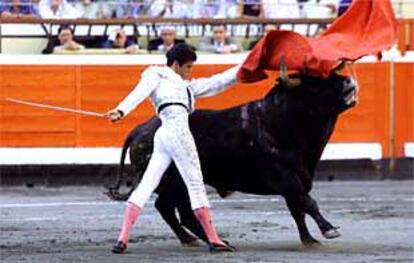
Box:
[58,25,74,35]
[212,24,227,30]
[166,43,197,67]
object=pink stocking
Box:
[118,202,141,244]
[194,207,225,245]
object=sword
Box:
[5,98,106,118]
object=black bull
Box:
[107,71,358,246]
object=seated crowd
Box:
[8,0,411,55]
[41,24,247,54]
[0,0,354,20]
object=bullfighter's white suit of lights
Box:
[115,65,239,209]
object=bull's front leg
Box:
[285,194,321,247]
[154,194,200,247]
[304,194,341,239]
[277,171,321,246]
[176,203,209,244]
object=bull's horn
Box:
[280,57,301,87]
[280,56,289,83]
[334,60,348,73]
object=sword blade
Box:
[5,98,105,118]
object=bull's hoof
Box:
[217,190,235,198]
[104,189,129,201]
[181,239,201,247]
[302,238,322,248]
[209,241,236,253]
[323,228,341,239]
[180,235,201,247]
[111,241,127,254]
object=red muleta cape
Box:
[237,0,398,82]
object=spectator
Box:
[199,24,240,54]
[102,28,140,54]
[0,0,38,18]
[149,0,191,18]
[38,0,81,19]
[194,0,220,18]
[239,0,263,18]
[113,0,129,18]
[94,0,116,18]
[42,25,85,54]
[222,0,239,18]
[194,0,238,18]
[148,27,186,52]
[263,0,300,18]
[303,0,337,18]
[337,0,351,17]
[72,0,113,18]
[112,0,151,18]
[84,0,134,18]
[248,24,277,50]
[74,0,100,19]
[127,0,152,18]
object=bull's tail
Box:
[116,134,135,189]
[105,132,135,201]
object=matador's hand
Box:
[105,110,124,122]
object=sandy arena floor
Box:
[1,180,413,263]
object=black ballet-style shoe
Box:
[209,241,236,253]
[111,241,127,254]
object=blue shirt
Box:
[0,0,38,15]
[101,39,137,49]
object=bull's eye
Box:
[309,86,320,93]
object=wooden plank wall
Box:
[398,19,414,54]
[0,63,412,157]
[395,63,414,156]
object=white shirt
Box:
[116,65,240,116]
[149,0,192,18]
[263,0,300,18]
[74,2,100,19]
[303,0,338,18]
[38,0,81,19]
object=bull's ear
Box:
[334,60,348,74]
[280,57,301,88]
